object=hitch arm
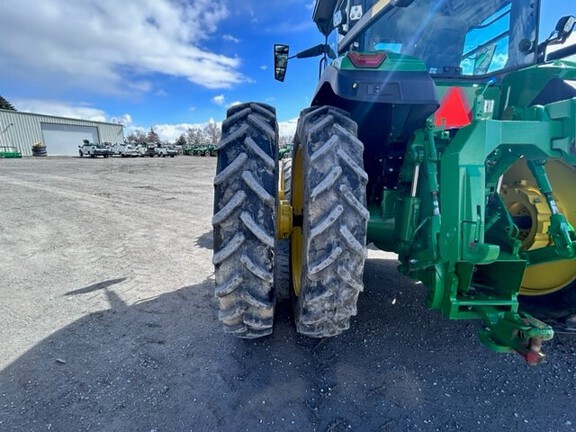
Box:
[527,160,576,258]
[478,311,554,366]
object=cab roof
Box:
[312,0,339,36]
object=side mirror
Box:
[538,15,576,61]
[556,16,576,43]
[274,44,289,82]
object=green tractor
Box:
[212,0,576,364]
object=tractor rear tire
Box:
[290,106,368,337]
[212,102,279,338]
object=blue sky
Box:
[0,0,321,141]
[0,0,574,142]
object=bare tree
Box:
[186,127,204,145]
[126,130,147,144]
[203,121,221,144]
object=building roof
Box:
[0,108,124,127]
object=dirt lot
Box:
[0,156,575,432]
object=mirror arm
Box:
[546,43,576,62]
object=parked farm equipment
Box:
[79,140,112,158]
[111,143,140,157]
[185,144,217,156]
[212,0,576,364]
[155,144,178,157]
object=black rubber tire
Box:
[290,106,368,337]
[32,146,48,157]
[212,102,279,338]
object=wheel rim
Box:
[502,159,576,296]
[290,146,304,297]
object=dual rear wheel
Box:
[212,104,368,338]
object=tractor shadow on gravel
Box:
[64,277,128,296]
[194,231,213,250]
[1,265,576,432]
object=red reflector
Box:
[434,87,472,129]
[347,52,387,68]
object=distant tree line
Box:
[126,124,293,147]
[125,124,221,147]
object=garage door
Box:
[41,123,99,156]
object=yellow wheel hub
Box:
[290,147,304,297]
[502,159,576,296]
[277,156,293,240]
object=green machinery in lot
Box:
[212,0,576,364]
[0,145,22,158]
[184,144,217,156]
[278,143,294,159]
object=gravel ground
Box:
[0,156,575,432]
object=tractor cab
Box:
[327,0,539,78]
[312,0,576,75]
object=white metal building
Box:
[0,109,124,156]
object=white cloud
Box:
[153,119,221,142]
[212,95,242,108]
[212,95,226,106]
[223,34,240,43]
[152,123,202,142]
[260,65,268,70]
[0,0,245,93]
[278,118,297,139]
[12,98,133,124]
[110,114,133,126]
[127,81,153,93]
